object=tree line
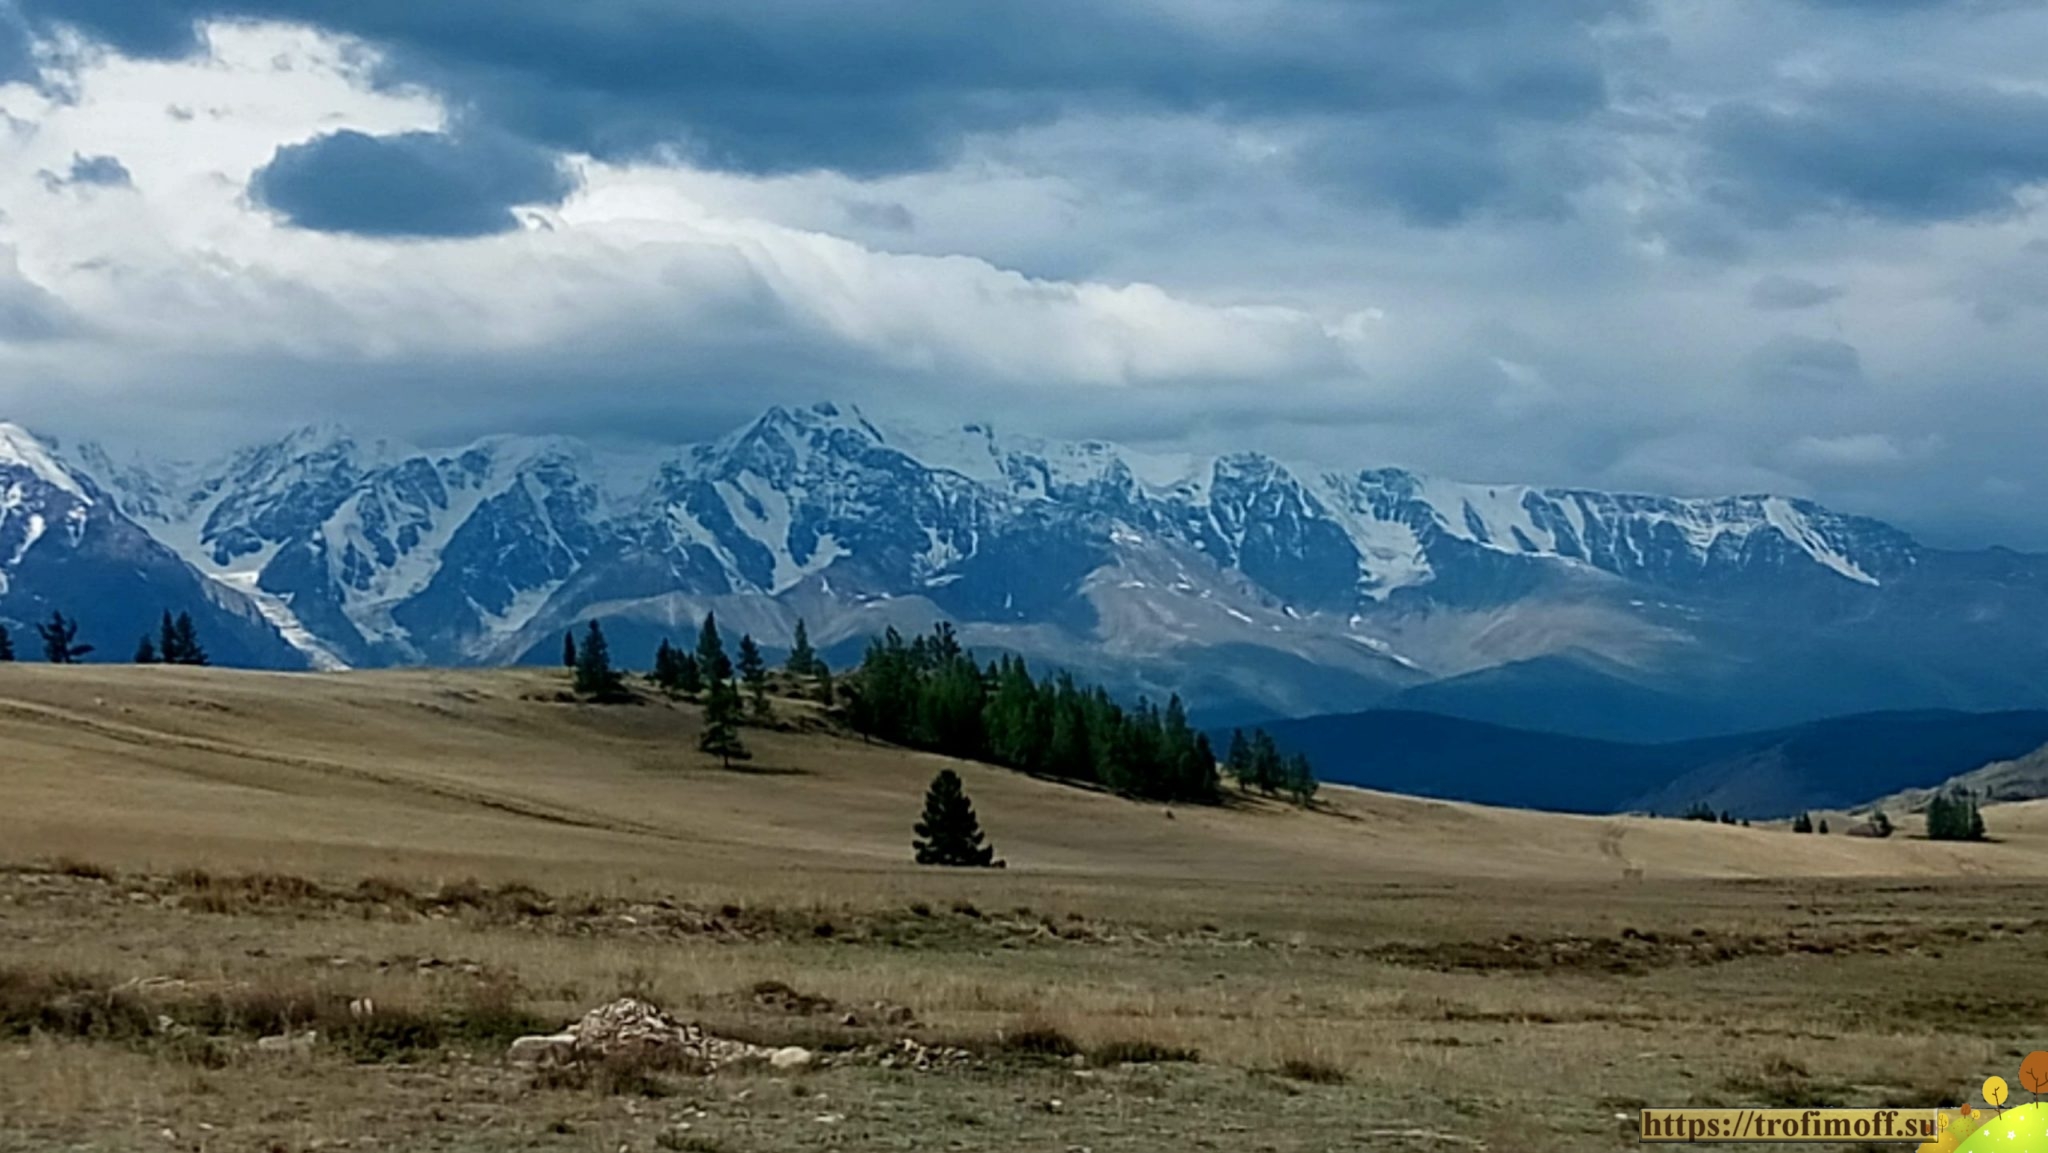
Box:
[560,615,1315,808]
[564,614,838,768]
[0,610,207,665]
[838,622,1316,806]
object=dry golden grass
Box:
[1,663,2043,1152]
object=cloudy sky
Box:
[2,2,2047,547]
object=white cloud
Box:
[3,9,2048,552]
[0,22,1373,443]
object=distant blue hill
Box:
[1243,707,2048,819]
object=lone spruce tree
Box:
[0,624,13,661]
[562,630,577,669]
[171,612,206,666]
[37,612,92,664]
[786,618,819,677]
[695,613,729,686]
[738,633,769,720]
[134,635,158,663]
[913,769,998,867]
[651,639,681,695]
[573,620,625,700]
[698,678,750,766]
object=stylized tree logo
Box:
[1983,1075,2009,1115]
[2020,1051,2048,1104]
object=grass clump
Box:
[1090,1038,1200,1066]
[532,1048,689,1097]
[1723,1056,1846,1108]
[995,1022,1080,1060]
[655,1133,728,1152]
[51,857,114,881]
[0,967,155,1042]
[1273,1056,1348,1084]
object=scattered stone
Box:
[769,1046,813,1071]
[509,998,771,1072]
[256,1030,317,1053]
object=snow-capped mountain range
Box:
[6,402,2045,736]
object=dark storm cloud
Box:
[1702,79,2048,225]
[1744,334,1866,394]
[16,0,1637,186]
[249,129,577,237]
[64,153,133,186]
[38,153,135,192]
[1296,112,1606,225]
[1748,274,1843,311]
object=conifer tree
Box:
[37,612,92,664]
[562,631,577,669]
[786,618,819,677]
[134,635,158,664]
[1285,752,1318,806]
[698,678,749,766]
[572,620,625,700]
[912,769,997,867]
[738,633,770,720]
[1792,812,1814,834]
[814,664,835,706]
[651,639,681,695]
[0,623,13,661]
[159,611,178,663]
[836,621,1312,808]
[167,612,206,666]
[677,651,703,698]
[1250,729,1285,796]
[1927,788,1987,842]
[696,613,730,688]
[1226,729,1254,792]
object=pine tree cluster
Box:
[650,638,703,697]
[135,611,208,665]
[842,623,1284,805]
[1925,787,1988,842]
[1222,727,1318,806]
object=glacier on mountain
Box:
[2,403,2041,730]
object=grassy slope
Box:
[4,664,2048,897]
[6,665,2047,1153]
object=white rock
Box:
[770,1046,814,1070]
[507,1031,579,1065]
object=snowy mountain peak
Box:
[0,422,90,501]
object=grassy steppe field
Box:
[2,665,2043,1151]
